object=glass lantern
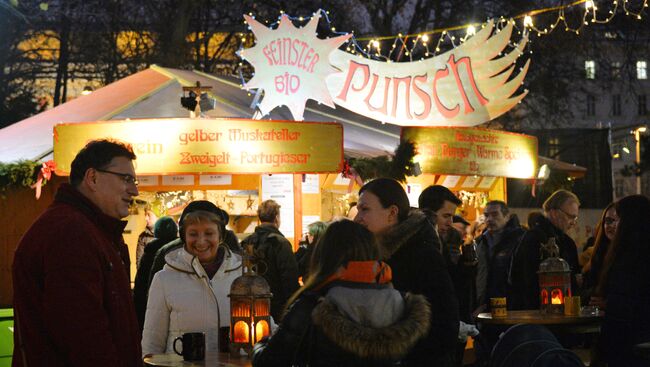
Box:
[538,237,572,314]
[228,243,272,355]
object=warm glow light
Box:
[551,289,564,304]
[467,25,476,36]
[233,321,249,343]
[255,320,270,342]
[524,15,534,27]
[508,157,536,179]
[623,147,631,154]
[421,34,429,42]
[639,127,647,133]
[585,0,594,9]
[537,164,550,180]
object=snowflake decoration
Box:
[239,13,350,120]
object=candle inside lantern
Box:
[255,320,270,343]
[233,320,249,343]
[551,289,563,304]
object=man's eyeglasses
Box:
[96,169,139,186]
[558,208,578,223]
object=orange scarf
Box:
[315,261,392,291]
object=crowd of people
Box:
[10,139,650,367]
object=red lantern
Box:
[538,237,572,314]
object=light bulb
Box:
[524,15,534,27]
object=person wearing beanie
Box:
[133,216,178,332]
[147,201,240,289]
[142,209,243,357]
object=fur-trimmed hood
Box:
[311,290,431,361]
[375,210,436,260]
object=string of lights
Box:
[237,0,647,64]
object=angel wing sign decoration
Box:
[241,14,529,127]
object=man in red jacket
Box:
[12,139,142,367]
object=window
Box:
[585,60,596,79]
[613,94,622,116]
[638,61,648,80]
[611,61,622,79]
[640,95,648,115]
[587,95,596,116]
[548,137,560,158]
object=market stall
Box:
[52,117,343,277]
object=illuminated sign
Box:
[240,13,350,121]
[242,15,529,127]
[403,127,537,178]
[53,118,343,175]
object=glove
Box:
[458,321,480,341]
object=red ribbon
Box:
[530,178,537,198]
[341,161,363,193]
[30,160,56,199]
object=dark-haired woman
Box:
[252,220,431,367]
[597,195,650,367]
[580,202,618,308]
[295,221,328,279]
[354,178,459,367]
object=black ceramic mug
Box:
[173,332,205,361]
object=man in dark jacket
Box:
[475,201,525,309]
[241,199,299,323]
[472,201,525,367]
[12,139,142,367]
[509,189,581,310]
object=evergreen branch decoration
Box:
[0,160,45,196]
[349,140,417,183]
[390,139,418,182]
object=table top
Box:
[635,342,650,359]
[143,353,252,367]
[476,309,603,326]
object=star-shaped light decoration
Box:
[238,12,351,120]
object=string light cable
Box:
[236,1,647,87]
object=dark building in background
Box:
[507,128,612,209]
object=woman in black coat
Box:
[133,216,178,331]
[252,220,431,367]
[354,178,460,367]
[580,201,617,308]
[597,195,650,367]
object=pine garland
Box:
[349,140,417,182]
[0,160,44,195]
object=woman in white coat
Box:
[142,210,242,357]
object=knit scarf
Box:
[315,261,392,291]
